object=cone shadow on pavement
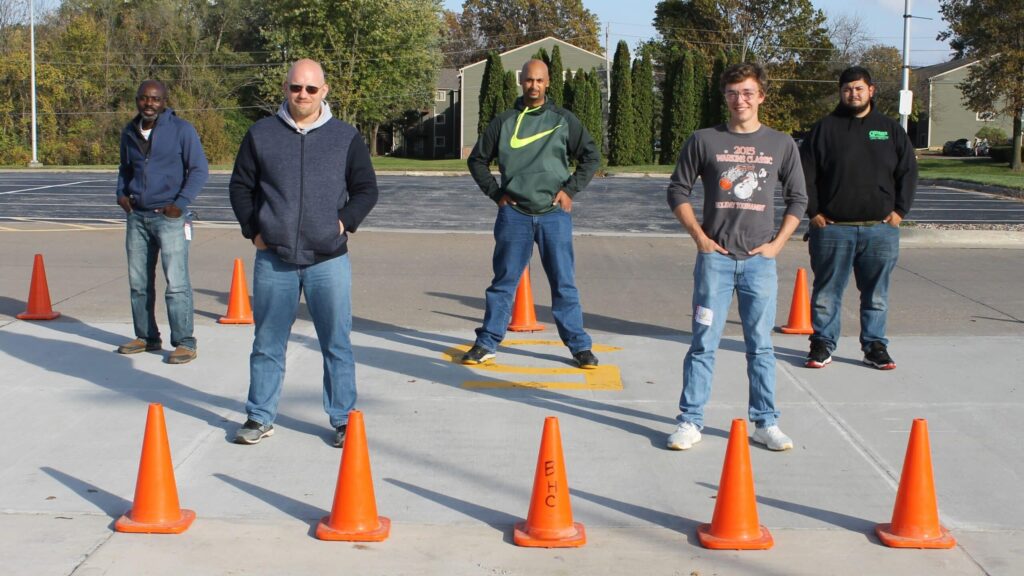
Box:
[875,418,956,549]
[697,419,773,550]
[218,258,253,324]
[17,253,60,320]
[779,267,812,335]
[115,403,195,534]
[514,416,585,547]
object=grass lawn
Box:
[369,157,469,171]
[916,156,1024,191]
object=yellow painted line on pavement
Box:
[444,339,623,390]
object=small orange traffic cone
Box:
[508,266,545,332]
[115,403,195,534]
[218,258,253,324]
[514,416,585,547]
[875,419,956,548]
[17,253,60,320]
[316,410,390,541]
[779,267,813,334]
[697,419,773,550]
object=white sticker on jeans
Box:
[184,221,192,241]
[695,305,714,326]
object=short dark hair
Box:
[838,66,872,86]
[136,79,168,98]
[719,63,767,94]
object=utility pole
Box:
[604,23,611,104]
[29,0,42,167]
[899,0,913,131]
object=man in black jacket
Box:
[229,59,379,447]
[800,66,917,371]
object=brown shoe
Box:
[167,345,197,364]
[117,338,161,354]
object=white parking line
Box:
[0,180,105,196]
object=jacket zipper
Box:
[294,132,305,262]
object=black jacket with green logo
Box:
[800,106,917,221]
[468,97,600,215]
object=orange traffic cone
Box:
[697,419,773,550]
[514,416,585,547]
[115,403,195,534]
[17,253,60,320]
[779,267,813,334]
[218,258,253,324]
[316,410,390,541]
[875,419,956,548]
[508,266,545,332]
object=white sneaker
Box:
[667,421,702,450]
[752,425,793,451]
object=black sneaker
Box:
[863,342,896,370]
[805,340,832,369]
[461,345,495,365]
[234,419,274,444]
[333,425,347,448]
[573,350,599,369]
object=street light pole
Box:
[28,0,42,167]
[899,0,912,131]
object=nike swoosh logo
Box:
[509,106,562,149]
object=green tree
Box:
[533,46,549,64]
[608,41,635,166]
[631,51,655,164]
[503,70,519,110]
[459,0,601,54]
[660,53,696,164]
[939,0,1024,171]
[478,51,505,135]
[548,45,565,106]
[568,68,603,152]
[705,50,729,127]
[690,49,709,130]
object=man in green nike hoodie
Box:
[462,58,601,369]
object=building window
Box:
[976,111,997,122]
[435,113,446,125]
[435,90,446,101]
[435,136,445,148]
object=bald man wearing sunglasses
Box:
[229,59,379,448]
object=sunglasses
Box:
[288,84,323,95]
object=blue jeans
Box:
[808,223,899,352]
[679,252,779,429]
[125,211,194,349]
[247,250,355,429]
[475,205,591,354]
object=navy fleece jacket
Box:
[116,108,208,211]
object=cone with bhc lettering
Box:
[218,258,253,324]
[875,418,956,548]
[17,253,60,320]
[514,416,585,547]
[779,268,813,334]
[508,265,545,332]
[115,403,195,534]
[697,419,773,549]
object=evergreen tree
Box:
[478,51,506,135]
[608,41,635,166]
[705,50,729,127]
[503,70,519,110]
[631,52,655,164]
[690,50,708,129]
[533,47,550,64]
[679,50,699,139]
[583,70,604,154]
[659,57,678,165]
[548,45,564,106]
[563,69,579,112]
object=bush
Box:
[989,146,1023,164]
[974,126,1009,145]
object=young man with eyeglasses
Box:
[229,59,379,447]
[800,66,917,371]
[115,80,208,364]
[665,63,807,452]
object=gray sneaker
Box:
[234,420,274,445]
[667,421,702,450]
[333,425,347,448]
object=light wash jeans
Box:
[246,250,355,429]
[475,205,591,354]
[678,252,780,429]
[808,223,900,352]
[125,210,195,349]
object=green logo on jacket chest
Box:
[869,130,889,141]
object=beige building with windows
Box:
[914,59,1016,149]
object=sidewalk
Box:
[1,227,1022,575]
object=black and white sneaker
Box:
[461,345,495,365]
[234,419,274,445]
[572,350,599,369]
[863,342,896,370]
[805,340,832,369]
[333,425,347,448]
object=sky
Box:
[442,0,952,67]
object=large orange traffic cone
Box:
[316,410,390,541]
[514,416,585,547]
[115,403,195,533]
[218,258,253,324]
[697,419,773,549]
[508,266,545,332]
[17,253,60,320]
[779,267,813,334]
[875,419,956,548]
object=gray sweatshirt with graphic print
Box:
[667,125,807,259]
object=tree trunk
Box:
[369,123,379,157]
[1012,111,1022,172]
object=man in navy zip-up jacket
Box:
[229,59,379,448]
[115,80,208,365]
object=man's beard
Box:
[837,99,870,116]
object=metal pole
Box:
[899,0,912,131]
[28,0,41,167]
[605,23,611,104]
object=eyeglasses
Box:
[724,90,760,101]
[288,84,323,95]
